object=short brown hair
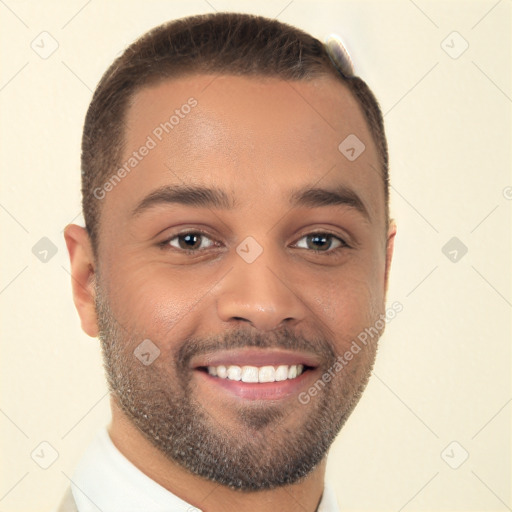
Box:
[81,12,388,254]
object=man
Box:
[61,11,396,512]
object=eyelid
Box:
[292,227,352,248]
[293,233,347,249]
[161,229,221,251]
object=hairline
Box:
[82,14,389,257]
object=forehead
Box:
[102,74,384,224]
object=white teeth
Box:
[227,365,242,381]
[259,366,275,383]
[241,366,259,383]
[206,364,305,382]
[275,365,289,381]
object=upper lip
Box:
[191,348,321,369]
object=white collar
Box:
[70,427,340,512]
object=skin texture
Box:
[65,74,396,512]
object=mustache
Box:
[175,326,336,370]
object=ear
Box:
[384,219,397,294]
[63,224,98,337]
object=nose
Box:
[216,248,307,332]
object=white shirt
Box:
[69,427,340,512]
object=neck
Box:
[108,401,327,512]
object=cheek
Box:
[321,277,379,340]
[308,257,386,350]
[101,258,216,350]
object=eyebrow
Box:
[131,183,370,220]
[131,184,235,216]
[289,184,370,220]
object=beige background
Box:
[0,0,510,511]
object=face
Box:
[77,74,395,490]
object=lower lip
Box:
[194,368,317,401]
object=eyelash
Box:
[159,230,350,257]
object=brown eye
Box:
[294,233,347,253]
[167,232,216,252]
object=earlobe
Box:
[384,219,397,294]
[63,224,99,338]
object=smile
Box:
[205,364,305,382]
[191,348,320,400]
